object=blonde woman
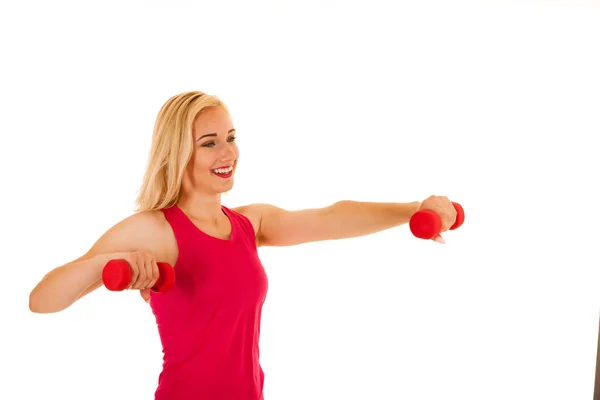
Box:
[29,91,459,400]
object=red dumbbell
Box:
[102,259,176,292]
[409,202,465,240]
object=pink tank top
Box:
[148,205,269,400]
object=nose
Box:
[219,142,237,161]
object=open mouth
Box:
[212,165,233,178]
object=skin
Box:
[177,106,241,228]
[28,105,457,312]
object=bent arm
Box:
[29,253,118,314]
[28,211,165,314]
[251,200,421,247]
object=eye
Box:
[200,136,236,148]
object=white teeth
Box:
[213,166,233,174]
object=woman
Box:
[28,91,458,400]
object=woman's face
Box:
[185,106,239,195]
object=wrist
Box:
[393,201,421,224]
[408,201,421,215]
[90,253,118,275]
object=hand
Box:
[110,251,160,293]
[140,288,151,303]
[417,195,458,243]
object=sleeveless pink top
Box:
[149,205,269,400]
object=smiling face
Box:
[183,106,239,196]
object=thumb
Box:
[140,288,151,303]
[433,235,446,244]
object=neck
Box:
[177,190,224,221]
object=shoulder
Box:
[229,204,262,234]
[102,209,173,249]
[112,209,167,233]
[230,203,282,245]
[76,209,176,265]
[231,202,280,222]
[108,209,178,264]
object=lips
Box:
[211,164,234,178]
[212,165,233,174]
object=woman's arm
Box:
[28,211,168,313]
[243,196,456,247]
[243,200,419,247]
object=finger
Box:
[450,208,458,229]
[140,289,150,303]
[149,260,159,288]
[443,219,453,232]
[139,258,150,289]
[136,260,149,290]
[433,235,446,244]
[128,259,140,289]
[443,211,455,232]
[144,258,156,289]
[132,257,147,290]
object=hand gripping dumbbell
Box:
[102,259,175,292]
[409,202,465,240]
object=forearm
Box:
[29,253,115,314]
[326,200,421,239]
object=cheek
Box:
[195,158,213,172]
[189,152,211,173]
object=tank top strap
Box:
[160,205,201,262]
[222,206,257,248]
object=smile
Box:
[212,165,233,178]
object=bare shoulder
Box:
[134,210,178,265]
[104,210,168,243]
[125,210,172,240]
[81,209,177,264]
[230,203,283,246]
[230,204,263,235]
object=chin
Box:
[215,179,235,194]
[220,183,234,193]
[207,168,235,193]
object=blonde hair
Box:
[134,91,230,212]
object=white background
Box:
[2,1,599,399]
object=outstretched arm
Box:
[248,200,421,247]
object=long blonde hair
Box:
[134,91,230,212]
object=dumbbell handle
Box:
[102,259,175,292]
[409,202,465,240]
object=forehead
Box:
[193,106,233,138]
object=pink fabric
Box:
[149,205,269,400]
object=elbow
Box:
[29,290,62,314]
[29,290,47,313]
[29,291,43,313]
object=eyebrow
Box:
[197,129,236,141]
